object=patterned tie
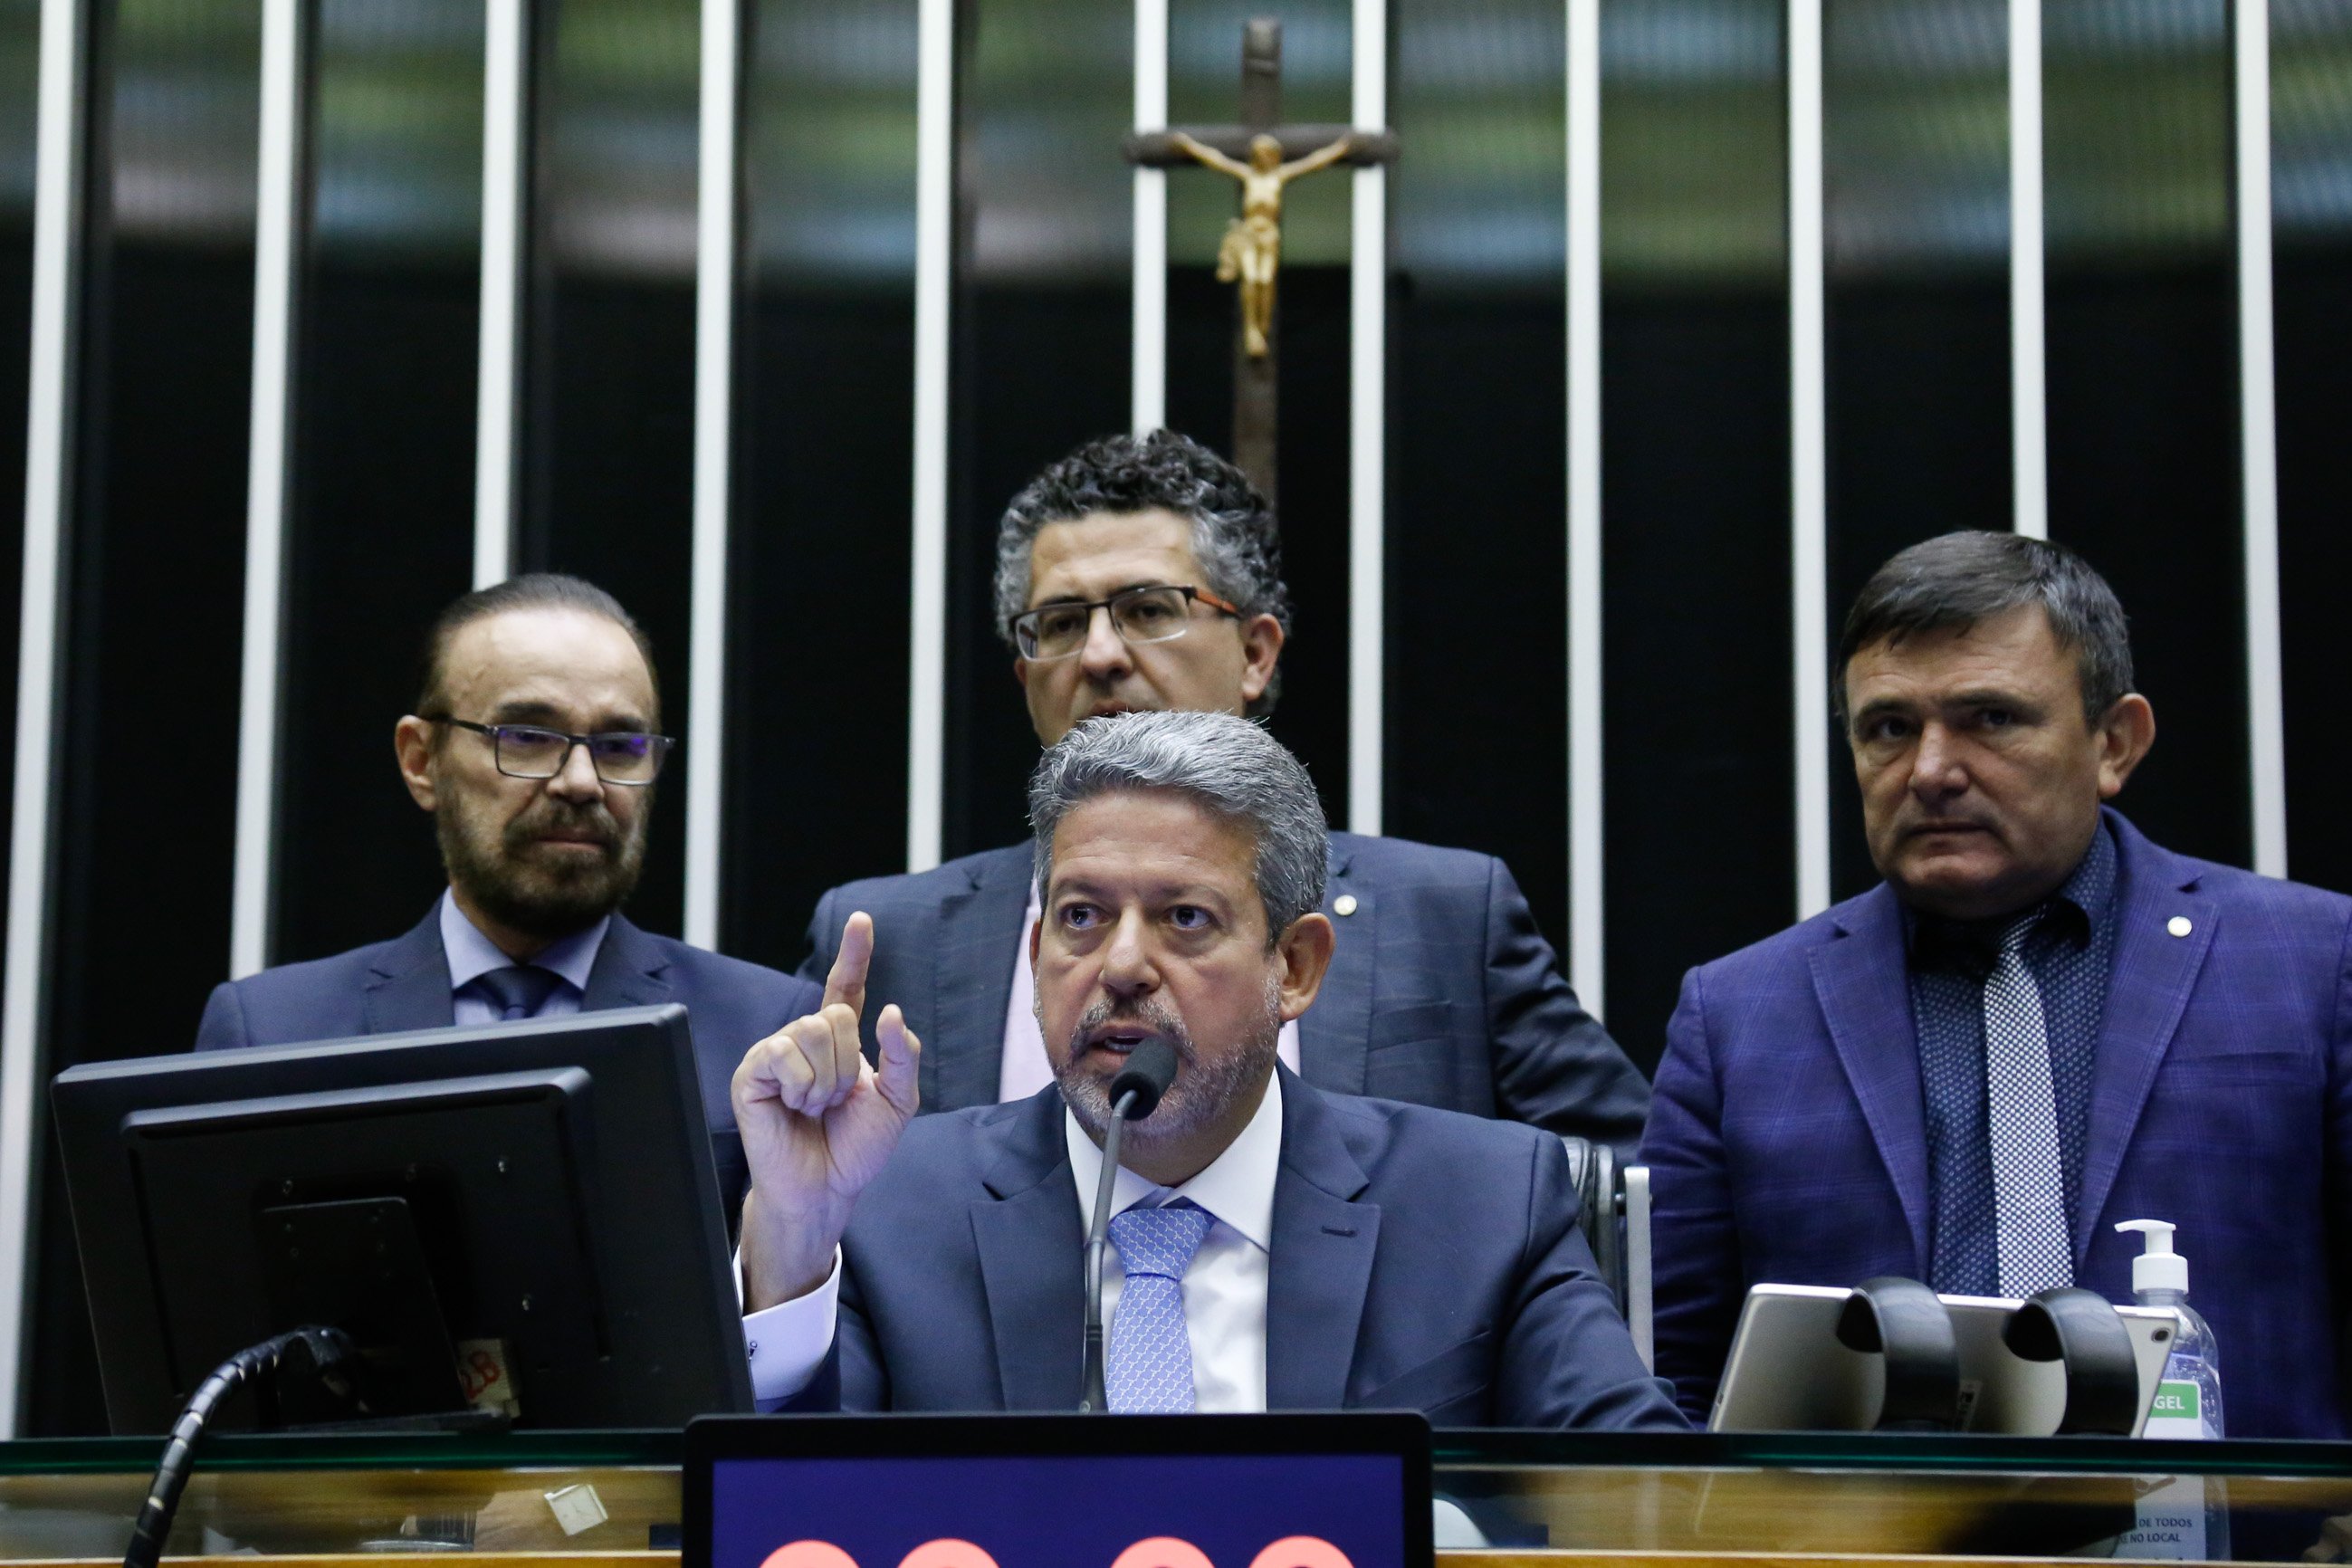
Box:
[473,965,560,1022]
[1984,912,2072,1296]
[1105,1201,1215,1413]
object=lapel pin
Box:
[1334,894,1359,917]
[2166,915,2193,938]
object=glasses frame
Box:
[1011,583,1244,662]
[429,716,675,786]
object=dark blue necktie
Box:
[473,965,560,1021]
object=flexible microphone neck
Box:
[1079,1039,1180,1412]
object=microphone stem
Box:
[1081,1087,1139,1412]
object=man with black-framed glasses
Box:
[798,430,1650,1151]
[194,573,820,1203]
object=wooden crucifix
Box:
[1126,19,1397,506]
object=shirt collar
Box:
[1065,1067,1283,1253]
[438,888,608,996]
[1907,818,2117,975]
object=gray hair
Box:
[1028,710,1327,944]
[1835,531,2135,725]
[993,430,1293,717]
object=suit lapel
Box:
[1265,1070,1381,1409]
[2074,816,2214,1255]
[1809,887,1932,1270]
[581,914,676,1010]
[362,907,459,1034]
[1297,836,1373,1095]
[970,1090,1085,1410]
[930,846,1035,1111]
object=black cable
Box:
[124,1326,356,1568]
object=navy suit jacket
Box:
[797,1067,1685,1427]
[194,906,821,1209]
[800,834,1650,1152]
[1641,810,2352,1438]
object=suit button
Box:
[1334,894,1359,916]
[2166,915,2192,937]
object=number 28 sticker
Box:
[759,1536,1355,1568]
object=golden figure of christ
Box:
[1168,129,1362,359]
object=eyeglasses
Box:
[431,717,674,785]
[1011,584,1242,662]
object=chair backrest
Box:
[1555,1135,1653,1373]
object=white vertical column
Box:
[2236,0,2285,876]
[906,0,952,872]
[685,0,741,950]
[0,0,89,1438]
[1565,0,1602,1011]
[2010,0,2047,540]
[1347,0,1386,837]
[1789,0,1830,919]
[1131,0,1167,435]
[230,0,307,980]
[473,0,529,588]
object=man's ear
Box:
[2095,693,2156,799]
[1238,614,1285,706]
[1273,911,1335,1023]
[394,715,441,811]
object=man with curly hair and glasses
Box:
[798,431,1649,1152]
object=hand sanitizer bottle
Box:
[2116,1219,2228,1560]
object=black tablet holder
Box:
[1834,1276,1962,1430]
[2004,1286,2145,1436]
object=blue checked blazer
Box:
[799,832,1651,1153]
[1641,809,2352,1439]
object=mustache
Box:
[1066,995,1192,1059]
[503,798,621,853]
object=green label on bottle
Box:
[2151,1381,2201,1420]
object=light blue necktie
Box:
[1105,1201,1214,1413]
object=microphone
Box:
[1080,1038,1180,1411]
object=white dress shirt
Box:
[999,886,1298,1101]
[742,1072,1286,1410]
[438,890,607,1025]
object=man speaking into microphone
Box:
[730,711,1681,1428]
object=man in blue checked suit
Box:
[196,575,818,1204]
[800,431,1650,1152]
[736,712,1684,1428]
[1642,532,2352,1438]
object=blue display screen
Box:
[710,1451,1409,1568]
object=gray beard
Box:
[1050,977,1282,1150]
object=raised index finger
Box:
[824,911,875,1016]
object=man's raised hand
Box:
[733,912,921,1309]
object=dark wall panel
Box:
[27,0,262,1434]
[1598,0,1791,1067]
[518,0,699,940]
[272,0,484,961]
[2042,0,2245,868]
[274,263,480,961]
[2278,244,2352,897]
[726,0,920,968]
[1601,292,1793,1072]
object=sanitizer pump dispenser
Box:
[2114,1219,2229,1563]
[2118,1218,2224,1439]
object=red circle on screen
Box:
[1108,1537,1217,1568]
[1246,1537,1355,1568]
[760,1544,860,1568]
[898,1542,1001,1568]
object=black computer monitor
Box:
[52,1004,754,1434]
